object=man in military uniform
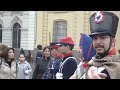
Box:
[50,42,63,79]
[56,37,77,79]
[81,11,120,79]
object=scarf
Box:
[89,48,120,79]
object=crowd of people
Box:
[0,11,120,79]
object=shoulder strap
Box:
[16,61,18,68]
[15,60,19,69]
[0,59,2,68]
[59,57,76,73]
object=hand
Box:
[25,70,29,75]
[88,66,107,79]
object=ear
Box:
[66,45,69,49]
[112,38,116,47]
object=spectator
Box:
[17,53,32,79]
[32,46,51,79]
[36,44,43,65]
[0,47,17,79]
[20,48,25,56]
[0,43,8,61]
[28,50,33,63]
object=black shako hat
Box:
[89,11,119,38]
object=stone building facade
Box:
[0,11,36,50]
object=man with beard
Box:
[81,11,120,79]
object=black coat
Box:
[32,58,50,79]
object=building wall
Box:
[36,11,120,50]
[36,11,85,49]
[27,11,36,50]
[0,11,36,50]
[36,11,44,47]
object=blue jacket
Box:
[36,51,43,63]
[61,53,77,79]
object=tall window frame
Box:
[12,22,21,48]
[53,20,67,42]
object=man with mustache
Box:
[81,11,120,79]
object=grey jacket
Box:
[17,60,32,79]
[0,59,17,79]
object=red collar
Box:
[63,52,73,58]
[56,54,64,59]
[107,47,117,56]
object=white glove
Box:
[25,70,29,75]
[55,72,63,79]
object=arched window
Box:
[0,24,2,43]
[53,20,67,42]
[12,23,21,48]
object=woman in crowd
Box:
[0,47,17,79]
[32,46,52,79]
[17,53,32,79]
[0,43,8,61]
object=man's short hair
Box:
[118,50,120,54]
[37,44,42,50]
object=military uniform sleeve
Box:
[62,59,77,79]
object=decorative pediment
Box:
[0,11,4,17]
[11,11,23,16]
[11,16,22,28]
[0,18,3,28]
[0,19,3,25]
[0,11,23,16]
